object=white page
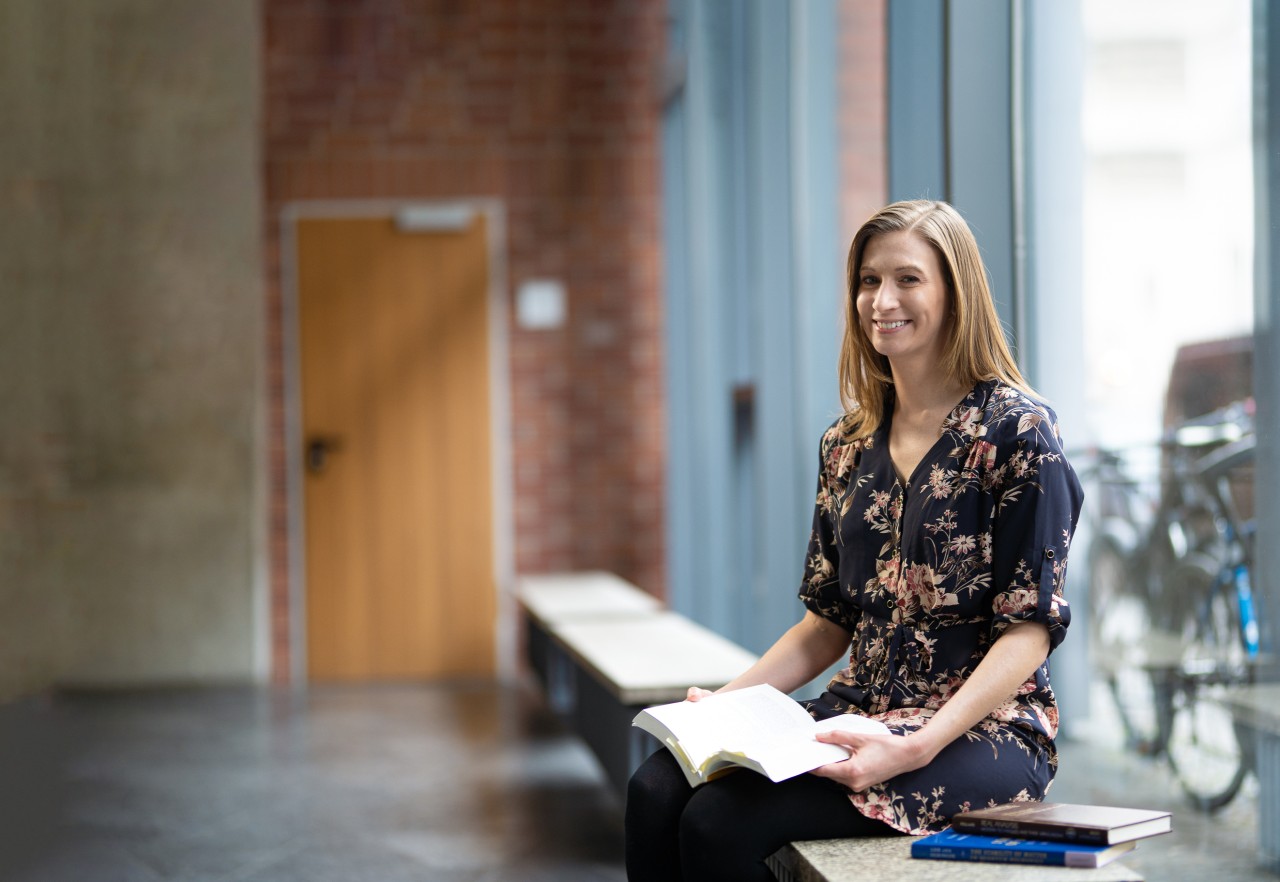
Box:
[741,712,891,781]
[640,685,812,752]
[704,699,893,782]
[812,714,892,737]
[637,685,801,765]
[752,713,894,781]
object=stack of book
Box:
[911,802,1172,868]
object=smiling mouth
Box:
[875,320,908,330]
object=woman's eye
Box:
[860,276,878,287]
[900,275,919,285]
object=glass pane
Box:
[1080,0,1257,812]
[1082,0,1253,448]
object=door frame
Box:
[278,198,514,683]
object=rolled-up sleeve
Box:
[798,422,860,633]
[986,410,1085,653]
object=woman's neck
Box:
[889,365,969,430]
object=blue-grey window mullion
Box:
[1021,0,1085,397]
[790,0,843,454]
[887,0,947,202]
[697,0,740,635]
[745,0,797,654]
[1022,0,1091,734]
[946,0,1017,340]
[786,0,844,674]
[660,0,695,617]
[725,0,756,647]
[726,3,751,390]
[666,0,737,632]
[1010,0,1028,354]
[1253,0,1280,670]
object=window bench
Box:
[518,571,757,795]
[1227,683,1280,872]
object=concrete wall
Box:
[0,1,265,699]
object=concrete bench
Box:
[768,836,1144,881]
[518,572,757,795]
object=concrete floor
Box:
[0,679,1275,882]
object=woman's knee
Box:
[676,782,779,882]
[626,750,689,817]
[677,777,760,854]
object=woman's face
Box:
[855,230,952,375]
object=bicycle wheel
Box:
[1165,554,1252,811]
[1088,540,1165,753]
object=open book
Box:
[631,684,891,787]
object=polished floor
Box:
[2,682,626,882]
[0,679,1274,881]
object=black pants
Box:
[624,749,902,882]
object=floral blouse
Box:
[798,379,1084,835]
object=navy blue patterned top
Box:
[798,378,1084,834]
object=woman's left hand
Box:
[808,730,931,792]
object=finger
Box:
[809,759,853,785]
[815,730,871,747]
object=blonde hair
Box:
[838,200,1030,438]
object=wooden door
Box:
[296,214,494,680]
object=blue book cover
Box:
[911,828,1138,868]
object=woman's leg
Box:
[678,768,901,882]
[625,750,695,882]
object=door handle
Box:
[306,435,344,474]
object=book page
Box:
[722,709,892,782]
[636,685,814,767]
[650,685,813,743]
[812,714,892,737]
[634,685,895,783]
[722,736,849,782]
[699,684,824,751]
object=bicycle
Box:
[1083,445,1168,756]
[1162,426,1259,810]
[1083,401,1260,810]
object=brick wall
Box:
[264,0,667,681]
[838,0,888,248]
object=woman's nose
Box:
[872,284,899,310]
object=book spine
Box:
[950,819,1107,845]
[912,845,1065,866]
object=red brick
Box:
[838,0,888,246]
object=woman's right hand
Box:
[686,687,715,702]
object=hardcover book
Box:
[911,829,1138,868]
[950,801,1172,845]
[631,683,890,788]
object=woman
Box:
[625,200,1084,881]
